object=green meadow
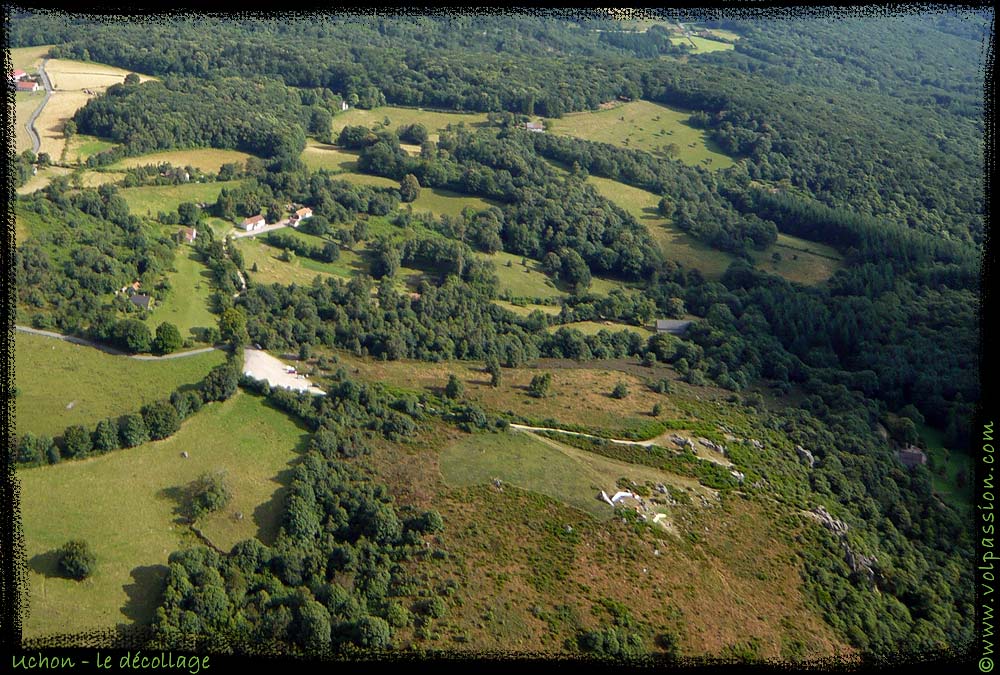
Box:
[548,99,735,169]
[14,331,225,438]
[18,391,308,639]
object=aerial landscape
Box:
[4,7,988,665]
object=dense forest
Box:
[8,7,987,661]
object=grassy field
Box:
[493,300,562,317]
[548,321,653,338]
[587,175,734,278]
[749,234,843,286]
[440,430,709,519]
[409,188,495,218]
[10,44,53,72]
[301,141,362,172]
[476,251,567,300]
[14,331,226,438]
[36,59,155,160]
[369,420,848,658]
[65,134,117,163]
[587,175,842,284]
[145,247,218,342]
[17,166,126,195]
[18,391,308,639]
[110,148,254,173]
[332,105,490,143]
[119,180,242,218]
[548,99,735,170]
[14,90,46,153]
[670,35,736,54]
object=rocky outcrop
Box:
[807,506,879,587]
[795,444,815,468]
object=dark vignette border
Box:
[0,2,991,672]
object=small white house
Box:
[341,100,350,111]
[240,214,266,231]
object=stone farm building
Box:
[525,121,544,132]
[289,206,313,227]
[655,319,693,336]
[180,227,197,243]
[897,445,928,468]
[240,214,266,231]
[15,80,40,92]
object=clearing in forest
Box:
[547,99,735,169]
[331,105,490,142]
[143,247,219,343]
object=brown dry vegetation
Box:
[363,421,851,658]
[324,351,683,433]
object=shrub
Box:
[187,470,232,521]
[444,374,464,400]
[611,382,630,399]
[142,399,181,440]
[57,540,97,580]
[62,424,93,459]
[118,413,150,448]
[92,418,121,453]
[527,372,552,398]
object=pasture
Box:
[409,188,495,218]
[14,331,225,438]
[119,180,242,218]
[586,175,734,278]
[10,44,53,72]
[493,300,562,317]
[475,251,567,300]
[332,105,490,142]
[15,166,126,195]
[300,140,362,173]
[110,148,254,173]
[587,175,842,285]
[144,247,218,342]
[548,99,735,169]
[749,234,843,286]
[670,35,736,54]
[548,321,653,338]
[18,391,307,639]
[65,134,117,163]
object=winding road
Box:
[15,325,221,360]
[24,57,53,155]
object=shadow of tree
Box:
[252,432,310,546]
[121,564,169,624]
[156,485,191,525]
[28,549,63,579]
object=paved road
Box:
[15,325,221,360]
[229,222,292,239]
[24,58,53,155]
